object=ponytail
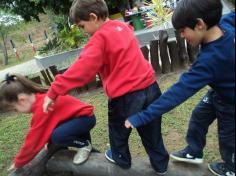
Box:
[0,73,48,103]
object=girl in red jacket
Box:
[0,74,96,172]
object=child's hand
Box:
[7,163,16,173]
[43,96,55,113]
[125,120,134,129]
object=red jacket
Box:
[14,93,94,168]
[47,20,156,99]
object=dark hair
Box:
[70,0,109,24]
[0,74,48,104]
[172,0,223,30]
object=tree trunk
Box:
[9,145,61,176]
[0,32,8,65]
[47,150,214,176]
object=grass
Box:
[0,72,220,176]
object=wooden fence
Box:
[29,30,199,94]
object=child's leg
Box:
[185,90,216,157]
[171,90,216,164]
[108,98,133,169]
[137,83,169,173]
[214,94,235,172]
[51,116,96,148]
[108,82,169,172]
[137,118,169,173]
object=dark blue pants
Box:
[51,116,96,148]
[108,83,169,172]
[186,90,235,171]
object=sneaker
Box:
[156,171,167,176]
[69,141,92,165]
[170,149,203,164]
[105,149,116,163]
[208,163,235,176]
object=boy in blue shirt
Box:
[125,0,235,175]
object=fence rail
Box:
[30,29,199,95]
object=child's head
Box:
[70,0,109,35]
[172,0,223,46]
[0,74,48,113]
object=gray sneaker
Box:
[69,141,92,165]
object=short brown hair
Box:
[70,0,109,23]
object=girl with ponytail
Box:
[0,74,96,173]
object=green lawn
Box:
[0,72,220,176]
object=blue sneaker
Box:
[170,148,203,164]
[208,163,235,176]
[105,149,116,163]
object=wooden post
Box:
[168,40,181,72]
[44,30,50,44]
[49,65,59,77]
[140,45,149,61]
[159,30,171,74]
[28,34,36,53]
[96,74,102,88]
[175,31,189,68]
[10,39,20,60]
[30,76,42,85]
[40,70,51,85]
[187,43,199,63]
[150,40,162,74]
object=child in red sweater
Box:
[43,0,169,174]
[0,74,96,172]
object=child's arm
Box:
[43,36,105,112]
[126,59,215,128]
[47,36,105,100]
[14,117,50,168]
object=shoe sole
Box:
[105,152,115,163]
[73,156,90,165]
[156,171,167,176]
[170,154,204,164]
[207,164,222,176]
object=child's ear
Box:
[196,18,206,30]
[17,94,27,103]
[89,13,98,22]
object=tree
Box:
[0,11,23,65]
[0,0,131,22]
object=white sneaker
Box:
[69,141,92,165]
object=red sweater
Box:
[14,93,94,168]
[47,20,156,99]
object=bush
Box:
[228,0,235,5]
